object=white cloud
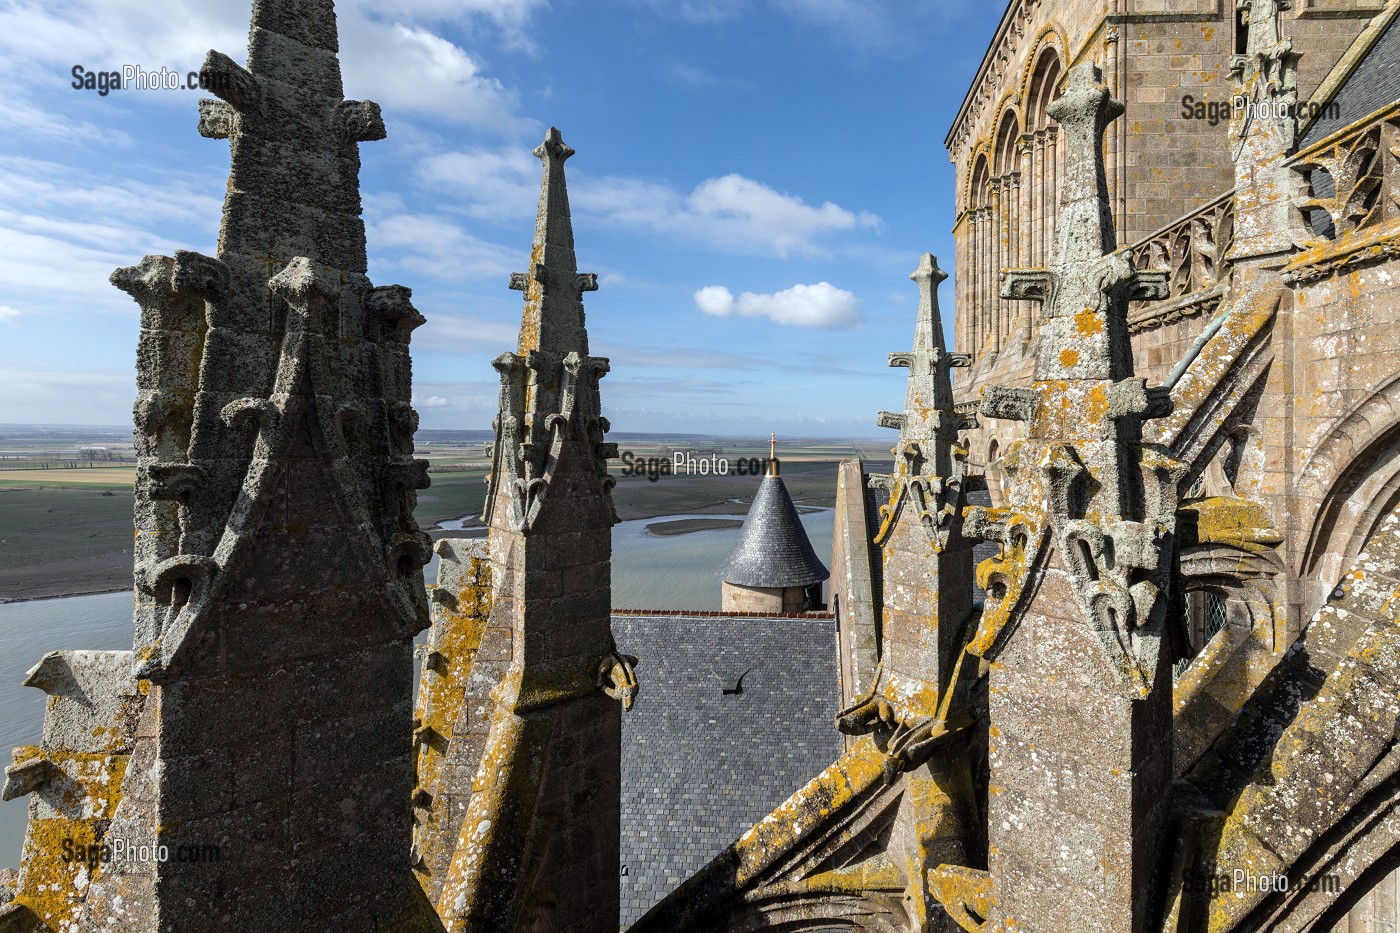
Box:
[0,0,539,135]
[0,98,135,148]
[339,23,533,133]
[0,367,135,424]
[572,170,882,257]
[594,341,769,370]
[667,62,750,90]
[0,156,222,316]
[415,311,521,355]
[420,144,881,257]
[0,306,21,323]
[776,0,888,39]
[683,174,879,257]
[368,212,524,282]
[408,379,507,426]
[416,147,538,222]
[350,0,550,53]
[632,0,934,49]
[695,282,862,329]
[414,394,451,408]
[636,0,748,23]
[0,2,247,109]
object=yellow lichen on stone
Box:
[1178,495,1283,553]
[1074,308,1104,336]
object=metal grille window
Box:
[1175,590,1228,680]
[1204,591,1227,642]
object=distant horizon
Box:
[0,422,893,444]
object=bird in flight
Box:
[722,668,753,696]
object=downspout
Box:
[1165,300,1234,390]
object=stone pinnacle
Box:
[511,126,597,359]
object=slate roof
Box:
[718,475,830,588]
[612,611,841,927]
[1300,12,1400,146]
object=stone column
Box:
[989,179,1003,352]
[1046,126,1059,263]
[1018,135,1034,265]
[1034,130,1049,340]
[977,206,990,352]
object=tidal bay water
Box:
[0,592,137,874]
[0,508,833,868]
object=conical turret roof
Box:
[719,474,829,588]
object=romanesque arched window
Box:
[988,109,1022,352]
[966,153,991,354]
[1025,47,1064,291]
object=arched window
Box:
[970,153,990,210]
[966,152,991,353]
[1026,47,1063,132]
[1024,46,1065,313]
[993,109,1021,178]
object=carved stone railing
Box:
[1287,99,1400,251]
[1127,191,1235,333]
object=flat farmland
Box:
[0,468,137,488]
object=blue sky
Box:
[0,0,1002,437]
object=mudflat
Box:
[0,441,869,601]
[644,518,743,536]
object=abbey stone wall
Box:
[946,0,1383,377]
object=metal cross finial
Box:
[768,433,779,476]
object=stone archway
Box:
[1299,375,1400,593]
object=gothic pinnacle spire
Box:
[196,0,383,271]
[1046,64,1124,268]
[871,252,971,549]
[901,252,960,416]
[1000,63,1168,382]
[880,253,968,443]
[909,251,949,358]
[485,127,616,534]
[510,126,598,359]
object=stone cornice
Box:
[945,0,1043,157]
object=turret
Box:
[719,435,829,613]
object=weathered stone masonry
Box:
[4,0,433,928]
[426,127,637,933]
